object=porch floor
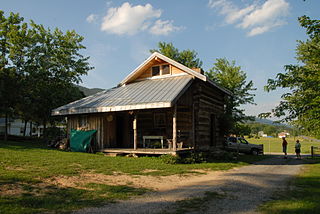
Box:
[101,148,194,156]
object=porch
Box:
[101,147,194,156]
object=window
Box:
[239,138,248,144]
[151,64,170,76]
[152,66,160,76]
[161,64,170,75]
[78,116,87,128]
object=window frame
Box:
[151,64,171,77]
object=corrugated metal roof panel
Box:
[52,76,193,116]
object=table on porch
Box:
[143,136,164,149]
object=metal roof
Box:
[52,76,193,116]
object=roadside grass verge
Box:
[259,158,320,214]
[0,140,267,213]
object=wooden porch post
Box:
[133,114,138,150]
[172,105,177,151]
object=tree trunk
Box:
[4,112,8,141]
[29,122,32,137]
[43,120,47,140]
[23,120,27,137]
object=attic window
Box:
[152,66,160,76]
[151,64,170,76]
[161,65,170,75]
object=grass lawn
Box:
[0,140,266,214]
[247,137,320,154]
[259,158,320,214]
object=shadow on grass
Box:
[0,140,48,151]
[0,183,148,214]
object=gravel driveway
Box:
[74,155,303,214]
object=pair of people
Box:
[282,137,301,159]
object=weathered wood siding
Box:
[136,109,172,148]
[176,83,194,148]
[67,112,125,150]
[67,114,105,149]
[66,79,226,151]
[192,79,225,150]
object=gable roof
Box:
[119,52,232,95]
[52,52,232,116]
[52,76,193,116]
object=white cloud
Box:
[209,0,290,36]
[149,20,183,35]
[248,20,286,36]
[86,14,98,23]
[101,2,160,35]
[99,2,181,36]
[208,0,255,24]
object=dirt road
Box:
[74,155,303,214]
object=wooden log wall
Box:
[176,84,194,148]
[136,109,172,148]
[192,80,226,150]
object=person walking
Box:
[282,137,288,159]
[295,140,301,159]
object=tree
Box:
[24,22,91,136]
[0,11,25,141]
[206,58,256,135]
[263,16,320,138]
[0,10,92,140]
[150,42,203,68]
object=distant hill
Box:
[76,85,105,97]
[248,117,291,128]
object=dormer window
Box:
[152,66,160,76]
[151,64,170,76]
[162,64,170,75]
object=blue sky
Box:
[2,0,319,118]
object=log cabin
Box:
[52,52,231,155]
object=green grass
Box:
[0,140,266,214]
[259,159,320,214]
[0,183,147,214]
[247,137,320,154]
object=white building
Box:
[0,118,42,137]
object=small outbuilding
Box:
[52,52,231,155]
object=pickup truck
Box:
[224,137,263,155]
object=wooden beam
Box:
[133,114,138,150]
[192,103,195,148]
[172,105,177,151]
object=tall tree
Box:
[25,22,91,136]
[0,11,25,140]
[206,58,256,134]
[0,10,91,140]
[263,16,320,138]
[150,42,203,68]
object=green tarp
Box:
[70,129,97,152]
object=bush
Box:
[183,152,207,164]
[46,127,66,141]
[160,154,181,164]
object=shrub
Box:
[160,154,181,164]
[183,152,207,164]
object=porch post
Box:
[172,105,177,151]
[133,114,138,150]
